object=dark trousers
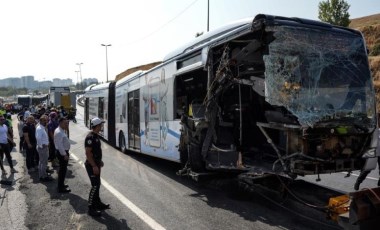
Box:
[0,143,13,168]
[85,162,101,207]
[25,144,37,169]
[356,170,371,185]
[356,157,380,186]
[48,138,56,161]
[19,136,24,152]
[56,150,69,189]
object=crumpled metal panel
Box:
[263,26,375,127]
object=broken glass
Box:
[264,26,376,127]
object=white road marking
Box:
[70,153,166,230]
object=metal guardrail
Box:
[77,96,84,107]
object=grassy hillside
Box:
[350,14,380,110]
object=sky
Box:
[0,0,379,83]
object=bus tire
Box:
[119,132,127,153]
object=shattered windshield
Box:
[264,26,375,127]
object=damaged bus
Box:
[85,14,378,179]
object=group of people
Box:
[1,104,109,217]
[16,107,72,189]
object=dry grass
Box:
[351,15,380,111]
[350,14,380,29]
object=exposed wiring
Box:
[249,182,342,230]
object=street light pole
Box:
[207,0,209,32]
[75,71,80,90]
[76,62,83,90]
[101,44,111,82]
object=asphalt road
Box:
[1,107,378,230]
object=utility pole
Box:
[207,0,209,32]
[101,44,111,82]
[76,63,83,90]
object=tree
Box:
[318,0,351,27]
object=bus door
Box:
[128,89,140,150]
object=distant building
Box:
[39,80,53,89]
[52,78,73,87]
[0,77,21,88]
[21,75,35,88]
[0,75,74,89]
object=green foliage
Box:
[318,0,351,27]
[370,43,380,56]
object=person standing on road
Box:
[36,115,53,182]
[47,112,59,168]
[17,115,25,152]
[23,116,38,172]
[0,115,17,174]
[354,156,380,190]
[54,117,71,193]
[354,124,380,190]
[85,117,110,217]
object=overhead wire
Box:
[124,0,200,46]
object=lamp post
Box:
[75,71,80,90]
[207,0,209,32]
[101,44,111,82]
[76,63,83,90]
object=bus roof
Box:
[163,17,252,62]
[116,70,144,87]
[88,82,110,91]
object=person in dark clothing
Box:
[23,116,38,172]
[85,117,110,217]
[47,112,59,167]
[354,156,380,190]
[354,115,380,191]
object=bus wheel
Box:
[119,132,127,153]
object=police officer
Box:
[85,117,110,217]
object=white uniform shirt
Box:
[36,123,49,148]
[0,124,8,144]
[54,126,70,156]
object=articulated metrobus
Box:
[84,14,378,179]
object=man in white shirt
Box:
[54,117,71,193]
[36,115,52,182]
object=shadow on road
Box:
[124,150,340,230]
